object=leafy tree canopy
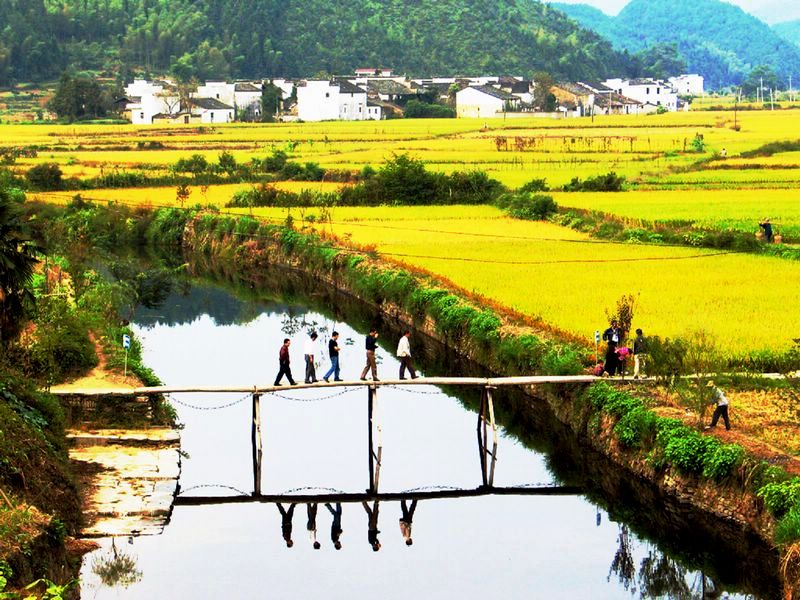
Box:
[0,0,636,84]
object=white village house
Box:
[603,78,679,112]
[124,79,180,124]
[296,79,381,121]
[669,74,705,97]
[455,85,519,118]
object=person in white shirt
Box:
[396,331,417,380]
[705,380,731,431]
[304,332,319,383]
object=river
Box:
[77,271,780,599]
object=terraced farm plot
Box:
[7,110,800,190]
[299,207,800,355]
[551,189,800,239]
[31,181,346,208]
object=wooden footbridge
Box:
[52,376,602,505]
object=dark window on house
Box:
[646,87,650,94]
[325,92,330,98]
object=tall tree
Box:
[0,191,39,344]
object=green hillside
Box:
[554,0,800,88]
[773,20,800,48]
[0,0,635,85]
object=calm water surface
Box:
[78,280,777,599]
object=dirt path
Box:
[50,334,141,392]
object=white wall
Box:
[297,81,370,121]
[297,81,341,121]
[197,82,235,107]
[456,87,505,118]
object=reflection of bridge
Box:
[53,376,600,499]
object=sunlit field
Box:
[299,208,800,355]
[551,189,800,238]
[11,111,800,355]
[5,110,800,189]
[31,181,345,208]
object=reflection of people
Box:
[323,331,342,382]
[277,503,296,547]
[362,500,381,551]
[705,381,731,431]
[399,499,417,546]
[274,339,297,386]
[633,328,647,379]
[759,218,774,243]
[359,328,380,381]
[307,503,321,549]
[602,320,622,376]
[397,331,418,380]
[325,502,343,550]
[304,332,319,383]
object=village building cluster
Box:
[121,70,704,124]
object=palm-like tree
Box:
[0,192,39,344]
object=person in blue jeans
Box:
[323,331,343,382]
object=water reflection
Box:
[74,264,782,599]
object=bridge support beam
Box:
[477,386,499,488]
[367,385,382,494]
[251,392,263,496]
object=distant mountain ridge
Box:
[0,0,636,85]
[552,0,800,88]
[773,20,800,48]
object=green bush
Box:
[404,100,455,118]
[702,443,745,481]
[518,178,549,193]
[757,478,800,517]
[563,171,625,192]
[614,406,657,448]
[775,506,800,545]
[26,163,63,191]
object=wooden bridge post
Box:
[367,386,375,494]
[486,386,499,487]
[251,392,263,497]
[476,388,488,487]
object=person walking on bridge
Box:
[360,327,380,381]
[307,503,321,549]
[323,331,343,382]
[276,502,296,548]
[274,338,297,386]
[325,502,343,550]
[362,500,381,551]
[399,498,417,546]
[304,331,319,384]
[397,331,417,380]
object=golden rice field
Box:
[551,189,800,236]
[289,206,800,355]
[31,181,345,208]
[4,109,800,188]
[9,110,800,355]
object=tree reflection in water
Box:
[91,538,143,589]
[609,524,725,599]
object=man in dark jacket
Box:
[274,338,297,386]
[602,320,622,376]
[359,327,379,381]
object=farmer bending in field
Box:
[759,218,774,243]
[705,380,731,431]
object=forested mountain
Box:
[553,0,800,88]
[773,20,800,48]
[0,0,636,85]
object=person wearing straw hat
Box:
[705,380,731,431]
